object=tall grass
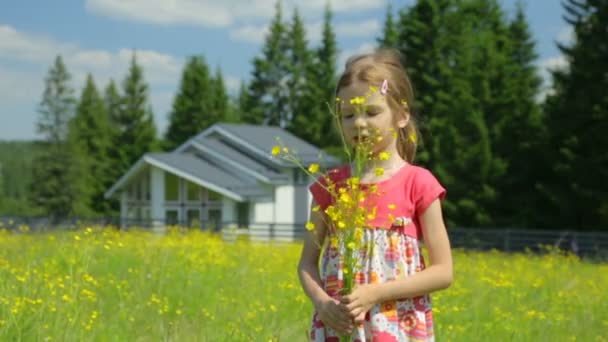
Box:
[0,226,606,341]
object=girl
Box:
[297,49,453,341]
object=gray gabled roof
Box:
[208,123,341,167]
[146,153,267,198]
[196,137,287,181]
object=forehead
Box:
[337,80,387,111]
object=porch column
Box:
[150,166,165,232]
[120,191,128,228]
[222,197,237,228]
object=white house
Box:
[104,123,340,240]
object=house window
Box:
[237,202,249,227]
[186,181,200,201]
[208,209,222,231]
[187,209,200,228]
[165,173,179,201]
[166,209,179,225]
[208,189,222,202]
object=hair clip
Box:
[380,79,389,95]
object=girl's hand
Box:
[340,284,377,320]
[316,297,353,335]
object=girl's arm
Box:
[341,199,453,318]
[298,199,353,334]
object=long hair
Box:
[336,48,419,163]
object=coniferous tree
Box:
[377,4,399,48]
[243,0,290,126]
[72,74,114,215]
[542,0,608,230]
[286,8,323,144]
[211,66,230,123]
[317,4,340,149]
[103,79,122,214]
[30,55,91,219]
[115,53,158,172]
[397,0,460,224]
[491,2,545,228]
[164,56,215,150]
[398,0,524,227]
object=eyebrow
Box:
[340,104,384,112]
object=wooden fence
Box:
[1,216,607,259]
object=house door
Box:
[207,208,222,231]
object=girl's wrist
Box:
[312,293,332,309]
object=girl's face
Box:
[337,80,408,153]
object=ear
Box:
[396,111,410,129]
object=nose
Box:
[354,115,367,129]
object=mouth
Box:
[352,135,369,144]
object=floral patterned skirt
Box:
[310,227,435,342]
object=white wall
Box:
[253,196,274,224]
[275,185,295,223]
[222,197,237,224]
[150,166,165,226]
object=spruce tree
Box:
[115,53,158,172]
[491,2,545,228]
[164,56,215,150]
[30,55,91,219]
[317,4,340,149]
[72,74,114,215]
[542,0,608,230]
[211,66,229,123]
[103,79,122,214]
[243,0,290,126]
[377,4,399,48]
[286,8,323,144]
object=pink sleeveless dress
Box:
[308,163,446,342]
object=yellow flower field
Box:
[0,226,606,341]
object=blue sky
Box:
[0,0,571,141]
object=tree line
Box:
[0,0,605,231]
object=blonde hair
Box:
[336,48,419,163]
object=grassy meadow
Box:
[0,226,606,341]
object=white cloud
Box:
[537,55,569,101]
[224,76,242,93]
[0,25,246,139]
[540,55,569,72]
[0,66,43,105]
[0,25,182,88]
[85,0,386,28]
[337,42,376,71]
[229,25,269,44]
[230,19,379,45]
[557,26,574,44]
[335,19,381,38]
[0,25,76,63]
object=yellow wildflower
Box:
[379,152,390,160]
[337,221,346,229]
[409,132,417,143]
[271,146,281,156]
[305,221,315,231]
[282,147,289,153]
[369,85,378,93]
[354,228,364,241]
[347,242,356,250]
[349,96,366,105]
[330,237,338,248]
[308,163,320,173]
[375,167,385,176]
[312,205,320,212]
